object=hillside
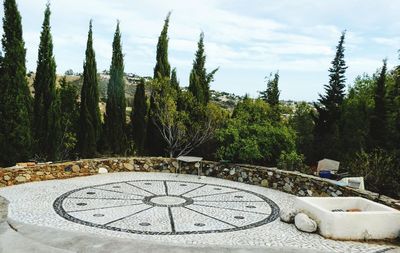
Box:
[27,72,242,111]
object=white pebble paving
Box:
[0,172,395,253]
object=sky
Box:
[1,0,400,101]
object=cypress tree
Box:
[313,31,347,160]
[260,71,280,106]
[32,3,61,161]
[104,22,127,154]
[131,79,147,155]
[0,0,32,166]
[390,65,400,150]
[59,76,79,159]
[170,67,180,90]
[369,59,388,149]
[78,20,101,158]
[146,12,172,156]
[188,32,218,104]
[153,12,171,79]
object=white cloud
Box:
[1,0,400,100]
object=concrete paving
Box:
[0,219,331,253]
[0,222,71,253]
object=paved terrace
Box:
[0,172,398,252]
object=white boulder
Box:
[280,209,297,223]
[294,213,317,233]
[98,167,108,174]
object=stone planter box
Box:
[295,197,400,240]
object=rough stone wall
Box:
[0,157,399,210]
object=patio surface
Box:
[0,172,397,253]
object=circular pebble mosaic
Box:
[0,172,395,252]
[53,180,280,235]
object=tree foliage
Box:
[104,22,127,155]
[153,12,171,79]
[0,0,32,166]
[32,4,61,161]
[387,63,400,150]
[146,12,172,156]
[277,151,306,172]
[188,32,218,105]
[78,20,102,158]
[131,79,147,155]
[216,98,296,165]
[150,77,225,157]
[313,31,347,160]
[289,102,314,163]
[369,59,388,149]
[347,149,400,198]
[339,75,374,159]
[170,67,179,91]
[58,76,79,160]
[260,71,280,107]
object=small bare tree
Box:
[150,78,223,157]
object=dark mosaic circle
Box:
[142,195,194,207]
[53,179,280,235]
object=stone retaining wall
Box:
[0,157,399,211]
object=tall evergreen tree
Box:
[170,67,180,90]
[32,4,61,161]
[389,65,400,150]
[0,51,3,75]
[153,12,171,79]
[369,59,388,149]
[104,22,127,154]
[78,20,101,158]
[0,0,32,166]
[313,31,347,160]
[260,71,280,106]
[146,13,172,155]
[131,79,147,155]
[59,76,79,159]
[188,32,218,104]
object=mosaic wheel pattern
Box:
[53,180,280,235]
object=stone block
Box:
[280,209,297,223]
[261,179,269,187]
[98,167,108,174]
[15,176,26,183]
[283,183,292,192]
[294,213,317,233]
[123,163,134,171]
[71,165,80,173]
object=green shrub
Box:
[277,151,305,171]
[346,149,400,198]
[216,98,296,166]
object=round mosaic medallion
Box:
[53,180,279,235]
